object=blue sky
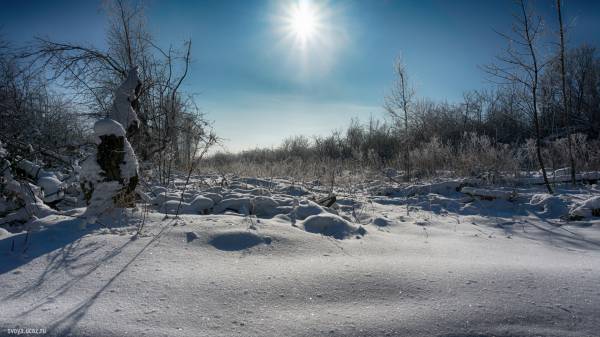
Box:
[2,0,600,151]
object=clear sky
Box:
[2,0,600,151]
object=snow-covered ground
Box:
[1,176,600,337]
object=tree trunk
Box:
[557,0,577,185]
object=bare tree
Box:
[484,0,553,193]
[384,56,414,182]
[557,0,576,184]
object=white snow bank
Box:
[301,213,363,239]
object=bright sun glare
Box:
[276,0,344,72]
[283,0,322,46]
[290,2,317,40]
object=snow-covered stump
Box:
[81,119,139,211]
[80,68,142,218]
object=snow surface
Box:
[1,177,600,336]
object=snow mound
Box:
[530,194,569,218]
[570,196,600,219]
[294,200,326,220]
[208,231,272,251]
[161,200,188,214]
[185,195,214,214]
[213,197,252,214]
[302,213,362,239]
[253,196,280,216]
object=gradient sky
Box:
[2,0,600,151]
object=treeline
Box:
[205,43,600,182]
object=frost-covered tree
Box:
[384,56,414,182]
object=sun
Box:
[290,2,317,41]
[282,0,322,45]
[274,0,346,73]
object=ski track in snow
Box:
[1,179,600,337]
